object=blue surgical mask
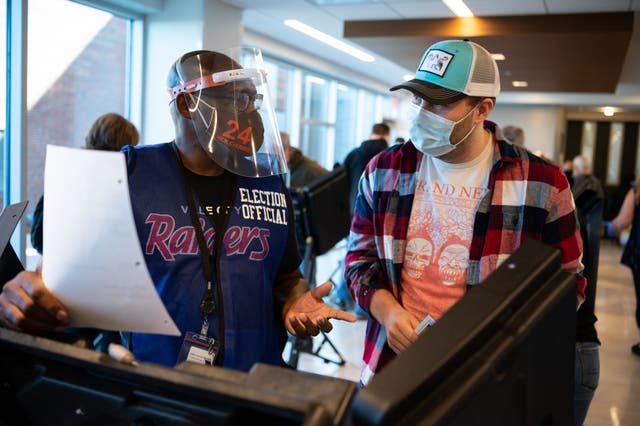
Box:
[409,102,478,157]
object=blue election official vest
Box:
[124,142,289,371]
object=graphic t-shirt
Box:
[399,133,493,322]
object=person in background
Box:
[345,39,585,387]
[280,131,329,188]
[562,159,574,187]
[572,155,605,201]
[328,123,390,314]
[502,125,525,148]
[30,113,140,255]
[607,177,640,358]
[0,49,355,372]
[570,156,604,425]
[394,137,406,144]
[607,173,635,221]
[343,123,390,216]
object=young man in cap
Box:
[0,49,355,372]
[345,39,585,386]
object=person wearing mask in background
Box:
[30,113,140,255]
[502,125,525,148]
[0,49,355,372]
[280,130,329,188]
[607,177,640,359]
[345,39,585,387]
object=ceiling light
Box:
[284,19,375,62]
[491,53,505,61]
[603,106,615,117]
[442,0,474,18]
[403,74,414,81]
[512,81,528,88]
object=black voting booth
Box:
[0,197,577,426]
[350,239,577,426]
[290,166,351,285]
[288,167,352,368]
[0,328,357,426]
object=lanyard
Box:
[170,142,233,336]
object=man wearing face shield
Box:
[344,40,586,387]
[0,49,355,372]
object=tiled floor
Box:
[583,239,640,426]
[292,239,640,425]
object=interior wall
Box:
[142,0,207,145]
[490,104,563,162]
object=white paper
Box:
[42,145,180,336]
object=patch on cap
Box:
[419,49,454,77]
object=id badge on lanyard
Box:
[176,280,219,367]
[177,331,220,366]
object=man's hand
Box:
[284,281,357,337]
[381,304,420,354]
[0,271,69,333]
[369,288,420,355]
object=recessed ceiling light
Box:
[603,106,615,117]
[512,81,528,88]
[284,19,375,62]
[491,53,505,61]
[442,0,474,18]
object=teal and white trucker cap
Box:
[390,39,500,104]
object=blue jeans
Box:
[574,342,599,426]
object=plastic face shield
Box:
[169,48,287,177]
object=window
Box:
[261,54,394,170]
[606,123,624,185]
[24,0,133,258]
[334,84,358,164]
[301,74,333,167]
[580,121,596,169]
[264,59,295,133]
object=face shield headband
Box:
[168,50,288,178]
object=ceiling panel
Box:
[383,1,454,19]
[323,3,402,20]
[545,0,633,14]
[344,13,633,93]
[464,0,547,16]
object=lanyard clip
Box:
[200,318,209,336]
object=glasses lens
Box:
[235,92,250,111]
[253,94,263,110]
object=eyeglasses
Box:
[205,91,264,112]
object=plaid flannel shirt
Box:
[345,121,586,385]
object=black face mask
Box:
[210,108,264,157]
